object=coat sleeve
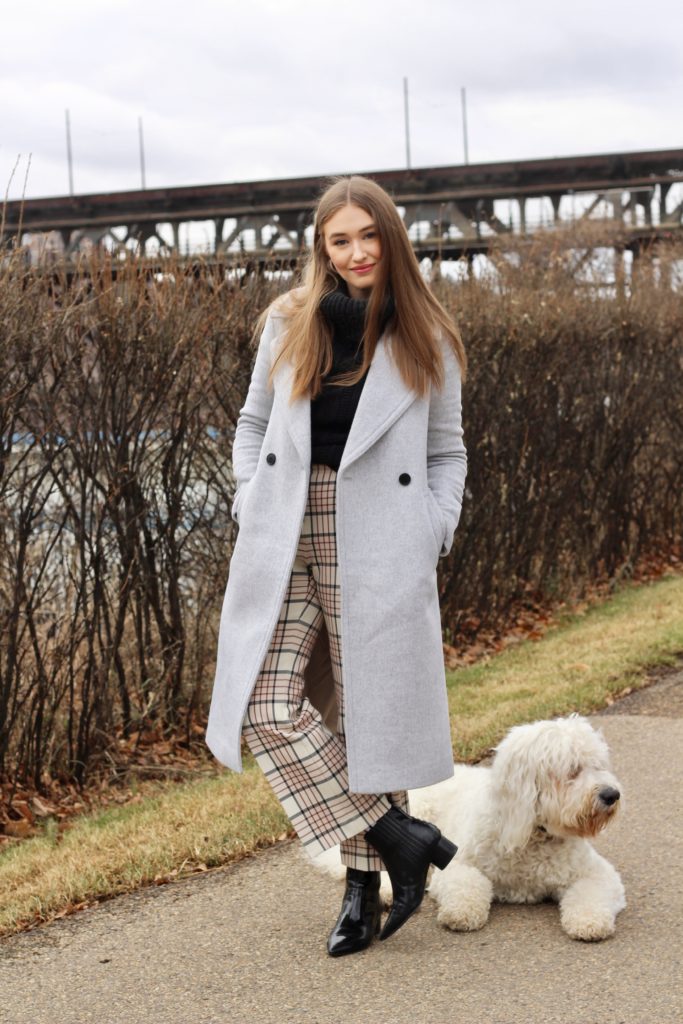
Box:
[230,311,278,519]
[427,338,467,558]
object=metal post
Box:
[461,87,469,165]
[403,77,411,170]
[65,109,74,195]
[138,116,147,190]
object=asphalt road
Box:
[1,671,682,1024]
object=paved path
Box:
[1,673,682,1024]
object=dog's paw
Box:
[436,899,489,932]
[429,863,493,931]
[559,874,624,941]
[560,906,617,941]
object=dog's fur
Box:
[310,715,626,941]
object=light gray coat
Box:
[205,307,467,793]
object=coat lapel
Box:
[339,334,418,471]
[273,331,418,473]
[272,359,310,469]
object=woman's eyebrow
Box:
[328,223,377,240]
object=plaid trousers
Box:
[242,462,409,870]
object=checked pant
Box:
[242,462,409,870]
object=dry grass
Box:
[1,572,682,937]
[447,573,683,758]
[0,763,289,937]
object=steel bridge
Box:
[3,147,683,262]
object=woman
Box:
[206,175,468,957]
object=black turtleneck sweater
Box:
[310,289,394,470]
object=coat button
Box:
[399,472,411,485]
[266,453,276,465]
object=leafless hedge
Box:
[1,253,279,787]
[1,229,681,788]
[435,228,683,638]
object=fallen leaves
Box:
[443,603,557,669]
[3,819,33,839]
[604,686,635,706]
[152,860,209,884]
[0,728,214,851]
[444,552,682,670]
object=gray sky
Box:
[3,0,682,200]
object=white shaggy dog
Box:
[310,715,626,941]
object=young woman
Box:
[206,175,468,957]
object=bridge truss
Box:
[3,148,683,264]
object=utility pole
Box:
[138,116,147,189]
[403,76,411,170]
[65,109,74,194]
[461,87,469,165]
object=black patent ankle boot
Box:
[365,804,457,941]
[326,868,382,957]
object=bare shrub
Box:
[0,249,279,786]
[434,226,683,636]
[0,227,681,789]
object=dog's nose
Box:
[599,787,620,806]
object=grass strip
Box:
[447,573,683,758]
[0,764,289,937]
[1,573,682,937]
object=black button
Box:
[266,453,276,465]
[399,472,411,485]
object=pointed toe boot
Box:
[365,804,457,941]
[326,868,382,957]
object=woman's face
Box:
[322,203,382,300]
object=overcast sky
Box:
[3,0,682,201]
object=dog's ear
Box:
[491,724,539,853]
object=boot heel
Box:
[431,835,457,870]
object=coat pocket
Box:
[230,478,253,525]
[423,487,446,561]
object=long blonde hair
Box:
[257,175,467,402]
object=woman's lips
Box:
[352,264,375,274]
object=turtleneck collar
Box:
[319,288,368,329]
[319,286,396,334]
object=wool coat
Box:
[205,306,467,793]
